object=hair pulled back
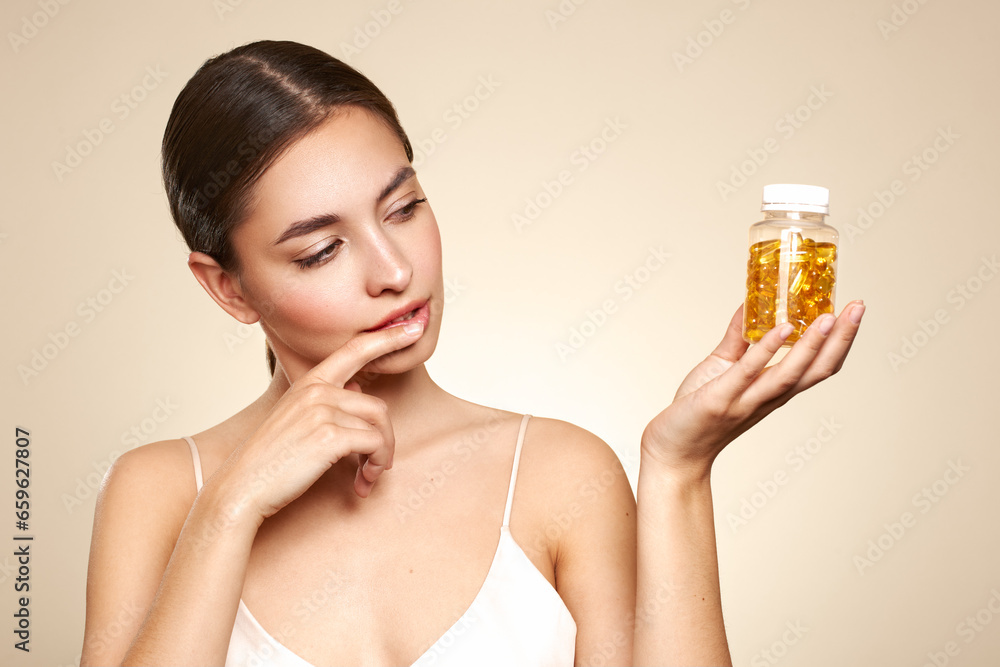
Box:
[161,40,414,376]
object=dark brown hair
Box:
[161,40,413,376]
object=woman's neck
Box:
[253,360,454,450]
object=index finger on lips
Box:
[306,320,425,388]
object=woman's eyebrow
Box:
[272,165,417,246]
[376,165,416,203]
[272,212,341,246]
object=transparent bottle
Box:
[743,184,838,345]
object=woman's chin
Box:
[353,337,437,381]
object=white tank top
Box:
[183,414,577,666]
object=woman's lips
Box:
[367,301,430,333]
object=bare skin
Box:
[634,301,865,665]
[81,108,637,666]
[81,104,864,666]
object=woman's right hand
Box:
[211,321,425,525]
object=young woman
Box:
[81,40,864,666]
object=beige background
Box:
[3,0,999,665]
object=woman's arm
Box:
[530,418,638,667]
[81,445,261,666]
[81,323,424,665]
[633,302,865,665]
[635,456,729,664]
[122,473,262,665]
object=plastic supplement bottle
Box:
[743,183,838,345]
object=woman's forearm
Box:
[633,448,732,666]
[120,481,260,666]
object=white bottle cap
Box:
[761,183,829,214]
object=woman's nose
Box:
[362,229,412,296]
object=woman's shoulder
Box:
[515,415,636,579]
[105,437,199,487]
[521,415,632,495]
[451,398,628,483]
[97,438,201,527]
[525,415,618,456]
[451,398,617,454]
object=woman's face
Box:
[229,106,443,380]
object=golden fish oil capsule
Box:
[743,184,838,345]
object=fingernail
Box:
[777,323,794,340]
[403,321,423,335]
[850,303,866,325]
[818,315,835,335]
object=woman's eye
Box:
[293,199,425,270]
[395,197,427,221]
[295,241,341,269]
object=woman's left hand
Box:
[641,300,866,479]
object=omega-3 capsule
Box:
[743,184,838,346]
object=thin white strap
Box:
[502,414,531,527]
[183,436,204,492]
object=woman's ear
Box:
[187,251,261,324]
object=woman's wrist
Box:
[191,470,266,541]
[638,442,715,491]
